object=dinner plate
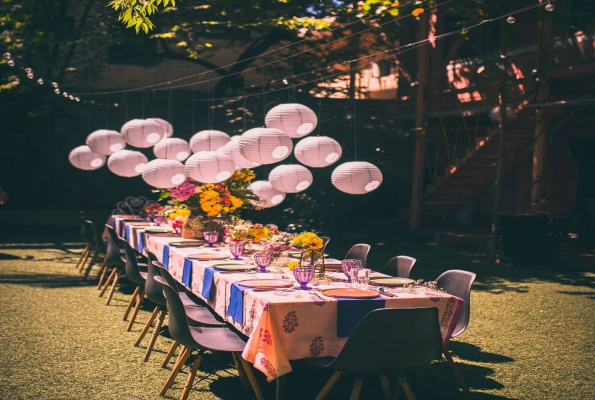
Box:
[144,228,172,233]
[320,288,379,299]
[187,253,228,261]
[369,277,415,287]
[237,279,294,289]
[288,252,329,259]
[122,218,146,222]
[169,241,203,247]
[212,262,255,272]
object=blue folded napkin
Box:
[110,215,117,229]
[137,231,147,252]
[182,257,193,287]
[227,282,249,324]
[124,224,131,242]
[336,296,385,337]
[119,219,126,236]
[162,245,170,270]
[201,267,216,300]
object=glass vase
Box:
[299,250,325,276]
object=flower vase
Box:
[271,253,289,268]
[299,250,325,277]
[181,209,206,239]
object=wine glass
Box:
[154,215,164,226]
[342,259,362,283]
[229,241,246,260]
[204,231,219,247]
[293,266,315,290]
[254,252,272,272]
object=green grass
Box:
[0,232,594,399]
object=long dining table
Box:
[109,215,464,396]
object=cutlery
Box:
[309,291,326,300]
[375,287,398,297]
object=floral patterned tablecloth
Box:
[115,217,464,382]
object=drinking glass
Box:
[254,252,272,272]
[229,241,246,260]
[154,215,164,226]
[351,268,371,289]
[341,259,362,283]
[293,266,315,290]
[204,231,219,247]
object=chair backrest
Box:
[145,259,166,306]
[320,236,331,253]
[86,220,106,254]
[345,244,371,266]
[111,196,157,216]
[331,308,443,374]
[383,256,417,279]
[119,239,146,285]
[154,261,183,293]
[104,225,124,265]
[435,269,476,338]
[155,276,197,349]
[79,213,92,244]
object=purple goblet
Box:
[254,252,272,272]
[293,266,315,290]
[204,231,219,247]
[154,215,164,226]
[229,241,246,260]
[341,259,362,283]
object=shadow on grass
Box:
[0,273,95,288]
[448,342,514,364]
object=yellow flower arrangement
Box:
[286,260,299,271]
[248,226,270,242]
[292,232,323,251]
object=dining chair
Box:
[156,276,264,400]
[383,255,417,278]
[74,213,93,271]
[98,225,127,289]
[435,269,477,393]
[344,244,371,266]
[309,307,443,400]
[320,236,331,253]
[82,221,107,279]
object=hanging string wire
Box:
[353,95,357,161]
[207,72,212,130]
[141,91,146,118]
[286,59,291,102]
[105,94,109,127]
[243,73,247,132]
[87,91,91,132]
[261,56,266,125]
[317,95,323,136]
[70,1,421,96]
[191,83,196,134]
[123,92,128,122]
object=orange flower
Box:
[412,7,424,17]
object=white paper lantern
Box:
[294,136,342,168]
[69,145,106,170]
[238,128,293,165]
[121,119,165,148]
[220,139,260,169]
[148,118,173,138]
[86,129,126,155]
[189,130,230,153]
[249,180,286,208]
[230,135,241,143]
[265,103,318,138]
[107,150,149,177]
[154,138,191,161]
[141,159,187,188]
[331,161,383,194]
[185,151,235,183]
[489,106,515,122]
[268,164,313,193]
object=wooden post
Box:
[409,13,431,228]
[531,6,554,212]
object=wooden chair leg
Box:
[398,377,416,400]
[315,371,342,400]
[161,341,179,368]
[159,346,190,396]
[80,251,97,273]
[350,379,364,400]
[97,262,110,289]
[105,273,120,306]
[126,289,145,332]
[238,356,265,400]
[85,256,105,280]
[75,246,89,269]
[123,286,141,321]
[180,351,203,400]
[99,268,117,297]
[443,346,470,393]
[143,310,167,362]
[231,352,250,391]
[380,375,391,400]
[134,305,160,345]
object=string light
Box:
[24,67,32,73]
[52,82,59,88]
[37,78,44,85]
[545,1,554,11]
[54,88,60,94]
[2,52,10,59]
[26,73,34,79]
[507,14,516,24]
[7,60,15,67]
[62,92,68,97]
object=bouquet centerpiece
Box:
[291,232,325,276]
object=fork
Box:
[308,290,326,300]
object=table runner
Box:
[116,217,464,382]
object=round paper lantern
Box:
[148,118,173,138]
[265,103,318,138]
[107,150,149,177]
[189,130,230,153]
[230,135,241,143]
[141,159,187,188]
[331,161,383,194]
[237,128,293,165]
[294,136,342,168]
[121,119,165,148]
[220,139,260,169]
[268,164,313,193]
[489,106,514,122]
[86,129,126,155]
[185,151,235,183]
[154,138,191,161]
[69,145,106,170]
[249,180,286,208]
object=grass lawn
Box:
[0,227,593,399]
